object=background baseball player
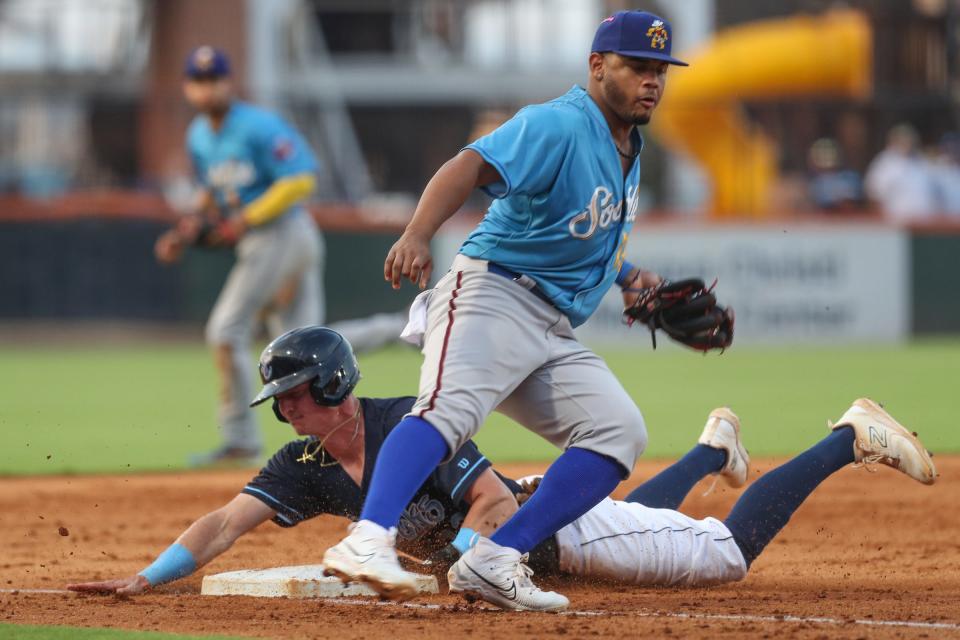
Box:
[154,46,323,467]
[65,328,936,596]
[321,10,715,611]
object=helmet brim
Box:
[249,364,325,407]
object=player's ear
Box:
[588,52,605,81]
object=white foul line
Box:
[322,597,960,630]
[636,610,960,632]
[3,589,958,632]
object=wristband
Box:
[451,527,480,554]
[138,543,197,587]
[615,261,637,288]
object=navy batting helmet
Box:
[250,326,360,423]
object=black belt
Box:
[486,262,554,307]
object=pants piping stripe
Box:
[419,270,464,419]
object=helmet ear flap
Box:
[310,369,337,406]
[272,398,289,423]
[310,367,348,406]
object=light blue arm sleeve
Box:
[464,106,570,199]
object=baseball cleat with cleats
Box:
[829,397,936,485]
[447,537,569,612]
[322,519,420,601]
[698,407,750,488]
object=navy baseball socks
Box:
[723,427,855,567]
[626,407,749,509]
[725,399,937,567]
[624,444,727,509]
[490,447,624,553]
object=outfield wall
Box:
[0,204,958,341]
[0,218,415,324]
[433,221,959,344]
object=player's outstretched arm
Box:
[385,149,501,289]
[66,494,274,595]
[459,467,519,536]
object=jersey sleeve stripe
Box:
[449,455,488,501]
[242,485,304,518]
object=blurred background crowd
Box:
[0,0,957,220]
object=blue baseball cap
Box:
[184,46,231,79]
[591,10,688,66]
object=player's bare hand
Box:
[175,214,203,244]
[154,229,186,264]
[622,269,663,308]
[66,574,150,595]
[385,230,433,290]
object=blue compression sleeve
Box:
[359,416,449,528]
[138,543,197,587]
[491,447,624,554]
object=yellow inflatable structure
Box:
[653,9,872,217]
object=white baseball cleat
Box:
[698,407,750,488]
[447,537,569,612]
[829,398,937,485]
[322,519,420,601]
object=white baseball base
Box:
[201,564,439,599]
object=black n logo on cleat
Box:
[868,425,888,447]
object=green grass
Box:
[1,340,958,476]
[0,623,242,639]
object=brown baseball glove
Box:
[623,278,734,352]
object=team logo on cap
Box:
[193,46,216,71]
[646,20,668,50]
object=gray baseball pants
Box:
[205,211,323,450]
[409,254,647,473]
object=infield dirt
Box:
[2,457,958,639]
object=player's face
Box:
[600,54,668,126]
[276,381,349,436]
[182,77,232,114]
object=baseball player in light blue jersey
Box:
[323,11,690,611]
[155,46,323,466]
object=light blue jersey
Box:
[187,101,318,217]
[461,85,642,327]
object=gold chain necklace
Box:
[297,404,362,466]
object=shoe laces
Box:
[348,521,397,548]
[512,555,536,589]
[852,446,893,473]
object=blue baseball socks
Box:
[491,447,624,553]
[624,444,727,509]
[359,416,449,528]
[723,426,856,567]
